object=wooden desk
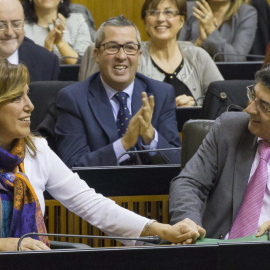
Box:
[45,165,180,247]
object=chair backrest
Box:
[29,81,74,151]
[59,64,80,81]
[181,119,215,168]
[175,107,202,132]
[201,80,255,120]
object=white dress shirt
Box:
[100,76,158,163]
[24,138,149,245]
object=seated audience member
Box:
[79,0,224,107]
[55,15,181,167]
[0,59,204,251]
[169,65,270,242]
[139,0,223,106]
[22,0,92,64]
[179,0,257,62]
[70,3,96,41]
[0,0,59,82]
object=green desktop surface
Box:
[196,233,268,245]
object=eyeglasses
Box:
[0,20,24,31]
[99,42,141,55]
[247,84,270,114]
[145,9,180,18]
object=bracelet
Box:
[144,219,157,236]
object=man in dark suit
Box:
[55,15,181,167]
[0,0,59,82]
[169,65,270,243]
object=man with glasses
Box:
[0,0,59,81]
[55,15,181,167]
[169,65,270,243]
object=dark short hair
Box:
[95,15,141,48]
[255,64,270,90]
[21,0,71,23]
[141,0,187,22]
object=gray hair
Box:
[255,64,270,90]
[95,15,141,48]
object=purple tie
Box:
[229,140,270,239]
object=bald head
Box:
[0,0,24,18]
[0,0,25,59]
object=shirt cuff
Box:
[113,138,130,163]
[141,129,158,156]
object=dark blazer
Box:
[55,72,181,167]
[19,37,60,82]
[169,112,257,239]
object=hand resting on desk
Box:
[0,237,50,251]
[141,218,206,244]
[256,221,270,237]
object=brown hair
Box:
[221,0,250,22]
[141,0,187,22]
[0,59,37,156]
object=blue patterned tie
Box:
[114,92,132,138]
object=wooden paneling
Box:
[45,195,169,247]
[72,0,149,41]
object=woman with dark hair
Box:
[22,0,91,64]
[179,0,257,62]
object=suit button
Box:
[220,92,227,100]
[219,234,224,239]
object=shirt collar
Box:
[7,50,19,65]
[100,75,134,100]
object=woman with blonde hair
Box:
[0,60,205,251]
[179,0,257,62]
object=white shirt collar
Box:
[100,75,134,100]
[7,49,19,65]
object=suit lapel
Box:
[131,77,147,116]
[18,39,35,72]
[232,132,257,222]
[87,75,119,142]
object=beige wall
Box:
[72,0,149,41]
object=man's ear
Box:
[93,48,100,64]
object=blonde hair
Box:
[223,0,250,21]
[0,59,37,156]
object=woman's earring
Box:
[61,0,63,3]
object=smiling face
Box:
[144,0,184,42]
[245,82,270,142]
[94,25,141,92]
[0,0,25,59]
[0,84,34,150]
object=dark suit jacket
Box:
[169,112,257,239]
[55,72,181,167]
[19,37,60,82]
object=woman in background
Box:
[139,0,223,106]
[179,0,257,62]
[0,60,204,251]
[22,0,91,64]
